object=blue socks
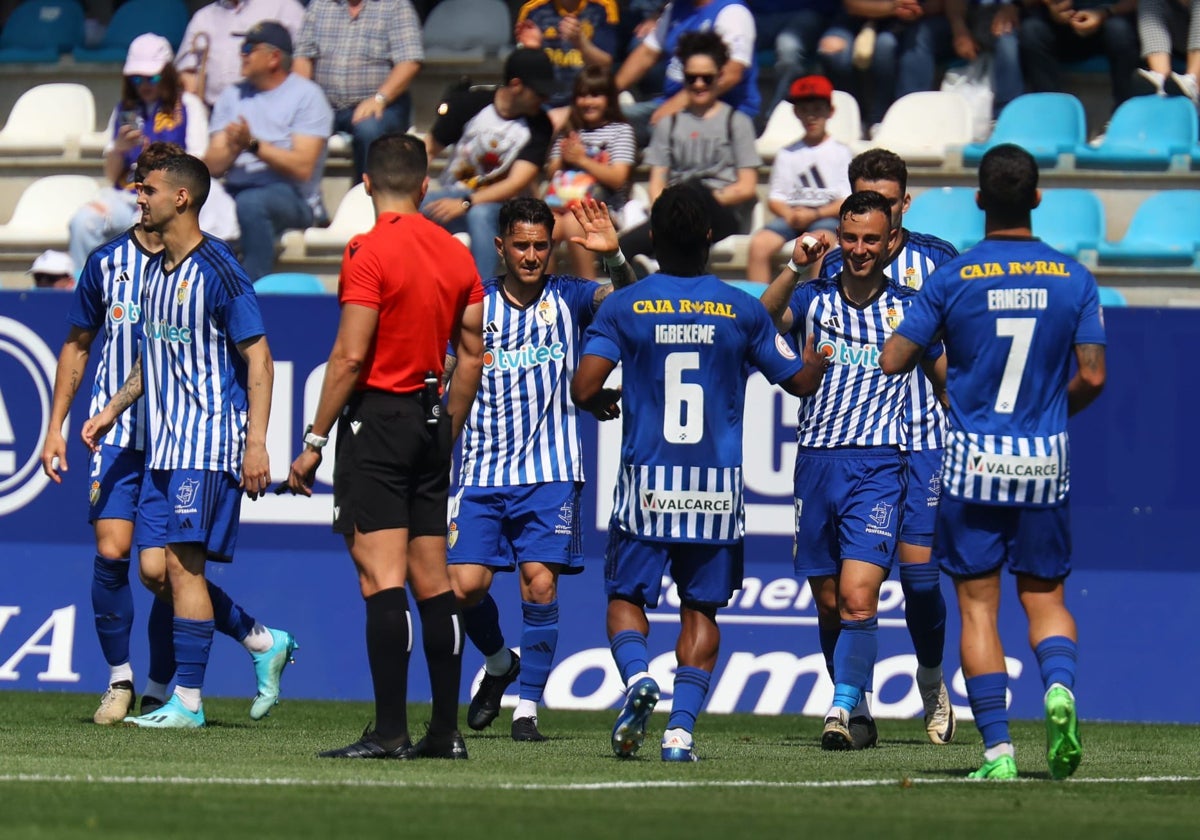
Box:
[463,593,506,658]
[147,596,175,685]
[610,628,649,684]
[1035,635,1077,691]
[899,561,946,669]
[667,666,711,733]
[832,617,878,714]
[818,617,840,683]
[91,556,133,669]
[966,672,1011,747]
[173,617,214,691]
[208,582,255,642]
[519,600,557,703]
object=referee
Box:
[288,133,485,759]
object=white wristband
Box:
[603,251,627,269]
[786,258,803,275]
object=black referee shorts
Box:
[332,390,452,537]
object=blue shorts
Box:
[87,444,144,523]
[134,469,243,561]
[447,482,584,573]
[792,447,905,577]
[900,448,943,547]
[605,527,743,609]
[933,494,1072,580]
[764,216,840,241]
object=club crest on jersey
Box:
[536,299,556,326]
[886,307,902,330]
[176,279,190,306]
[904,266,919,288]
[447,521,459,548]
[89,480,101,507]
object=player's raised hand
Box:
[240,442,270,500]
[287,448,321,497]
[41,428,68,483]
[789,230,833,267]
[81,409,116,453]
[586,386,622,421]
[568,198,619,255]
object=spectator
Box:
[544,66,637,279]
[204,21,333,281]
[68,34,209,272]
[1020,0,1139,114]
[28,250,76,290]
[618,31,760,271]
[294,0,424,185]
[515,0,620,128]
[941,0,1024,118]
[615,0,759,144]
[1137,0,1200,103]
[176,0,306,109]
[746,75,851,284]
[422,48,556,279]
[751,0,842,131]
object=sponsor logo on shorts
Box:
[175,478,199,507]
[447,521,459,548]
[89,481,101,507]
[967,452,1059,478]
[555,498,574,536]
[927,468,942,507]
[865,501,894,537]
[640,489,734,514]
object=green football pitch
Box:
[2,691,1198,839]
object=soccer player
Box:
[44,142,294,724]
[287,133,485,760]
[571,184,827,761]
[880,144,1106,780]
[82,152,286,728]
[760,190,942,751]
[449,196,636,742]
[811,148,960,746]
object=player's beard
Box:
[503,252,549,287]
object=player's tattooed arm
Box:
[81,354,142,452]
[1068,342,1106,416]
[442,352,458,390]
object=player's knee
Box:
[94,539,131,561]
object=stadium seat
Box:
[1031,189,1105,260]
[1096,190,1200,267]
[303,183,374,253]
[0,83,96,154]
[254,272,327,294]
[904,187,984,253]
[73,0,189,62]
[0,174,100,248]
[724,279,767,298]
[961,93,1086,168]
[1073,95,1198,170]
[423,0,511,60]
[852,91,973,164]
[754,90,862,162]
[709,202,765,266]
[1097,286,1127,307]
[0,0,86,63]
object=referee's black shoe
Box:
[317,725,413,759]
[409,729,469,759]
[468,652,521,730]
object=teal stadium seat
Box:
[1031,189,1105,260]
[73,0,189,63]
[0,0,85,63]
[723,280,767,299]
[1097,286,1127,307]
[904,187,984,253]
[1073,96,1198,170]
[1096,191,1200,267]
[961,93,1086,168]
[254,273,327,294]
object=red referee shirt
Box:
[338,212,483,394]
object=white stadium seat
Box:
[302,182,374,252]
[755,90,862,162]
[851,91,973,165]
[0,83,96,154]
[0,174,101,247]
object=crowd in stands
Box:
[3,0,1198,284]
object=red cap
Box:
[787,75,834,103]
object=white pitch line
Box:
[1,773,1198,791]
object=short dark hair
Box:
[848,148,908,195]
[650,183,711,275]
[146,152,211,210]
[365,133,427,197]
[135,141,185,182]
[978,143,1038,218]
[498,196,554,237]
[676,30,728,68]
[839,189,893,221]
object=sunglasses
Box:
[240,41,270,56]
[684,72,717,87]
[129,74,162,85]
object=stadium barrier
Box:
[0,291,1195,723]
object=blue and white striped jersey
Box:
[583,273,805,544]
[787,275,937,448]
[896,237,1106,506]
[821,229,958,450]
[66,230,158,451]
[140,237,266,474]
[459,274,598,486]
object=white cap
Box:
[124,33,174,77]
[28,249,75,277]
